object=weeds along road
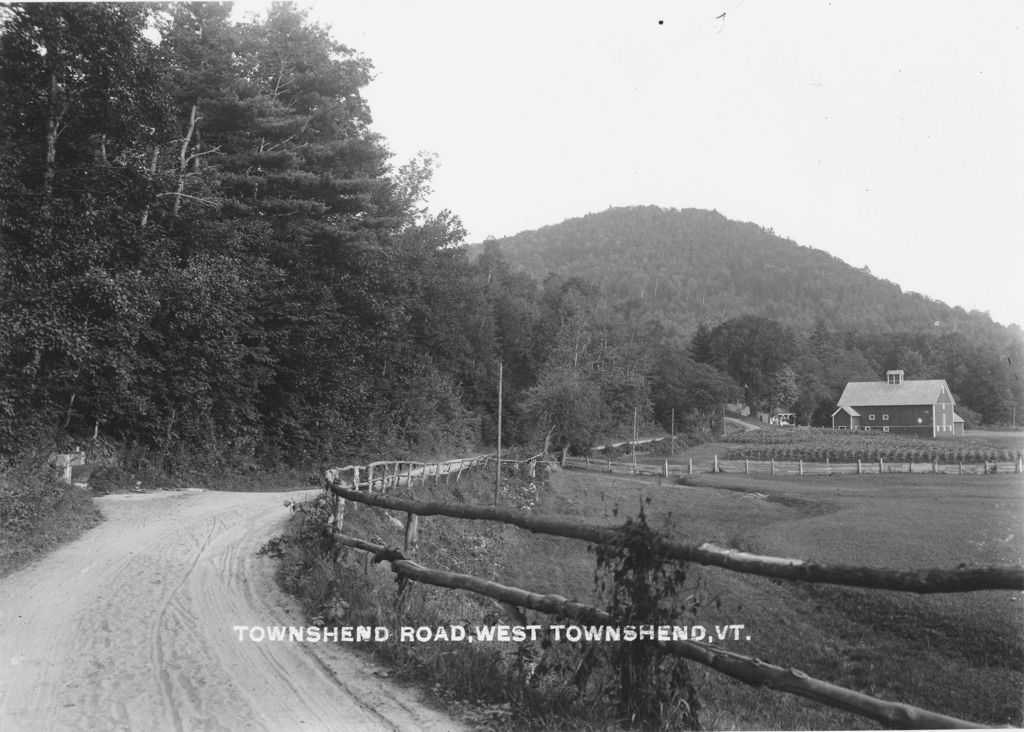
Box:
[0,489,463,732]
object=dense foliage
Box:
[484,206,1024,428]
[0,4,491,465]
[2,6,1020,472]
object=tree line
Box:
[2,5,1019,473]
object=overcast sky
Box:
[238,0,1023,327]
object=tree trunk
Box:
[172,103,199,217]
[139,145,160,228]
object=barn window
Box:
[864,426,872,431]
[882,426,889,433]
[868,414,876,421]
[882,414,889,421]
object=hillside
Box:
[478,206,1015,339]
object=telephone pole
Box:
[495,361,503,504]
[670,407,675,455]
[632,406,638,474]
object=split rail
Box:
[322,458,1023,729]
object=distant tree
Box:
[707,316,796,415]
[522,369,604,460]
[689,323,714,364]
[765,365,800,417]
[652,350,740,434]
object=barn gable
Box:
[833,372,963,438]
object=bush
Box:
[0,455,102,575]
[0,460,66,534]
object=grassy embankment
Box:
[275,445,1024,730]
[0,458,102,577]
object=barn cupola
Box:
[886,369,905,385]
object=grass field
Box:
[284,463,1024,729]
[535,469,1023,728]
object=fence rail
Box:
[325,455,491,493]
[563,455,1023,477]
[334,532,983,730]
[327,485,1024,594]
[321,457,1020,728]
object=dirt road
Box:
[723,417,759,432]
[0,489,463,732]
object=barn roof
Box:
[837,379,954,407]
[831,404,860,417]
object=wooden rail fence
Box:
[321,460,1023,728]
[333,532,983,730]
[564,454,1024,477]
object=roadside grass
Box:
[0,465,102,577]
[277,465,1023,729]
[274,474,700,730]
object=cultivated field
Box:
[317,463,1024,729]
[721,425,1024,463]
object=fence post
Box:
[826,456,831,473]
[857,459,861,475]
[744,459,749,474]
[404,513,419,556]
[663,460,669,478]
[799,459,804,476]
[879,457,884,474]
[770,457,775,476]
[434,463,440,485]
[585,455,590,471]
[959,462,963,475]
[983,460,988,474]
[932,460,937,474]
[328,477,346,534]
[714,455,719,473]
[1018,457,1023,474]
[908,460,913,474]
[688,458,693,475]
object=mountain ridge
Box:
[472,205,1018,337]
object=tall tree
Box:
[0,4,172,447]
[708,316,797,415]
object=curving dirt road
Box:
[0,489,463,732]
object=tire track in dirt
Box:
[0,489,463,732]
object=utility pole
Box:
[670,407,675,455]
[632,406,638,474]
[495,361,502,505]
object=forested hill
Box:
[481,206,1015,337]
[1,6,1020,473]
